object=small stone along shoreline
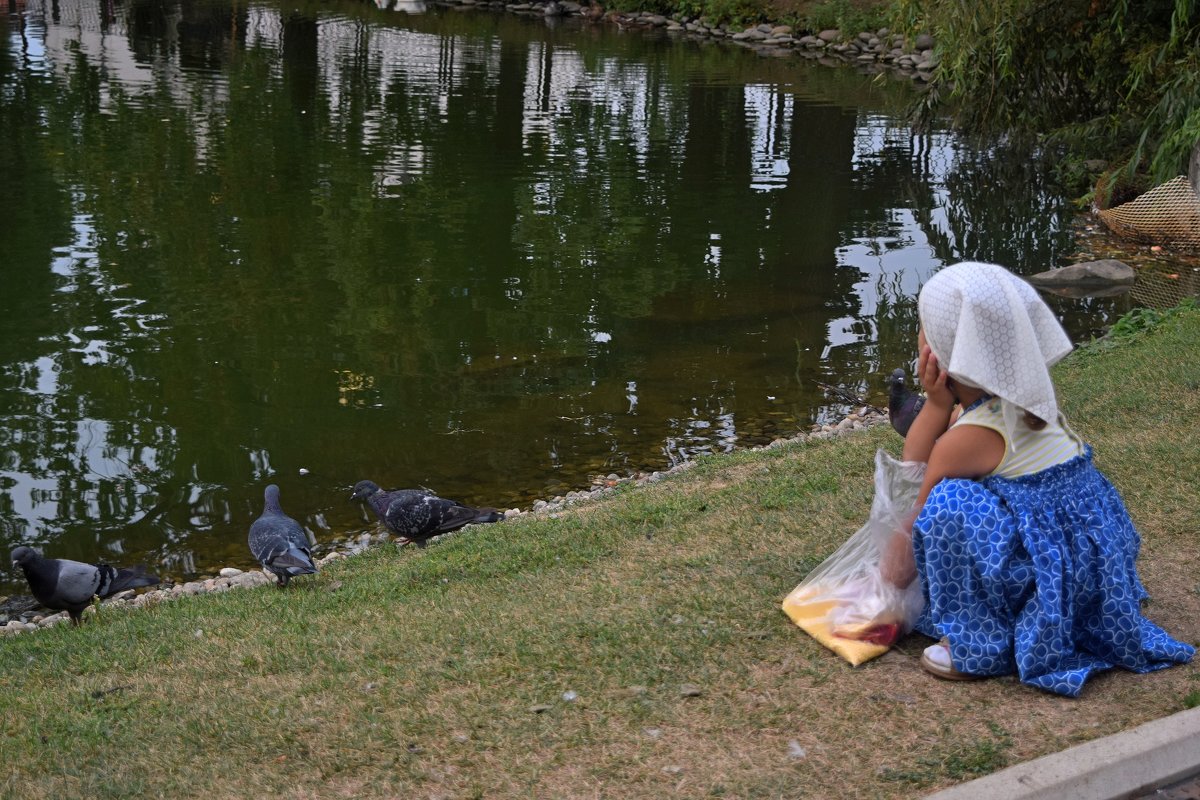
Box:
[440,0,940,82]
[1,405,890,635]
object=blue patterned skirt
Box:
[912,448,1194,697]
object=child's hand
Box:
[918,345,955,410]
[879,530,916,588]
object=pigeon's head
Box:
[889,368,907,391]
[10,546,37,568]
[350,480,381,502]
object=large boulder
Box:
[1026,260,1136,298]
[1027,260,1136,287]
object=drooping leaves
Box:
[895,0,1200,184]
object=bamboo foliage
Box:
[894,0,1200,184]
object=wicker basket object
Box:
[1097,176,1200,250]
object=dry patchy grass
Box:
[1,309,1198,800]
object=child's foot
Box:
[919,639,984,681]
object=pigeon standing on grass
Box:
[10,546,160,625]
[350,480,504,548]
[887,368,926,438]
[249,484,317,587]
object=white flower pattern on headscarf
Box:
[918,262,1073,451]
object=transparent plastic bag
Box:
[781,449,927,665]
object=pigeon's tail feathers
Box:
[101,564,160,598]
[429,504,505,535]
[271,546,317,576]
[473,508,505,524]
[452,504,505,529]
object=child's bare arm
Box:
[881,425,1005,588]
[913,425,1005,512]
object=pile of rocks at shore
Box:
[433,0,939,82]
[0,405,889,635]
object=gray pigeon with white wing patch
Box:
[10,546,160,625]
[350,479,504,548]
[248,484,317,587]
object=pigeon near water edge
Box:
[350,480,504,548]
[888,367,926,438]
[10,546,160,624]
[249,484,317,587]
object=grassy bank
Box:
[2,308,1199,799]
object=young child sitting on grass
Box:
[881,261,1193,697]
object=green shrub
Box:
[699,0,770,25]
[605,0,768,26]
[893,0,1200,185]
[804,0,890,33]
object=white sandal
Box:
[919,639,983,681]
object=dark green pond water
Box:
[0,0,1130,592]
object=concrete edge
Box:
[924,705,1200,800]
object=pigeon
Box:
[248,484,317,587]
[888,367,925,438]
[10,546,160,625]
[350,480,504,548]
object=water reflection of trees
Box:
[833,121,1127,391]
[0,0,1091,586]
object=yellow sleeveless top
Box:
[953,396,1085,479]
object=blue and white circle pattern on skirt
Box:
[911,448,1193,697]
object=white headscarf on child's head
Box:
[918,262,1074,451]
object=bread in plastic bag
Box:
[781,449,926,665]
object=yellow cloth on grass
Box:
[778,450,926,666]
[781,585,890,667]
